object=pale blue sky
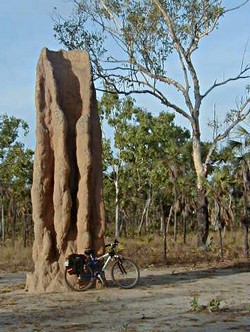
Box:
[0,0,249,149]
[0,0,72,149]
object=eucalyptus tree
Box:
[54,0,250,246]
[99,93,192,236]
[0,114,33,244]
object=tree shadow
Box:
[139,262,250,287]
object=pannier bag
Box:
[65,254,86,275]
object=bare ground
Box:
[1,263,250,332]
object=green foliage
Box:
[99,93,195,235]
[0,114,33,192]
[0,113,34,243]
[190,296,222,312]
[208,297,222,312]
[190,296,203,312]
[54,0,225,84]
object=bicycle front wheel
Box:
[65,265,94,291]
[111,257,140,289]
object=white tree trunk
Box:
[114,165,120,238]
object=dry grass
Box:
[0,230,249,273]
[116,229,250,269]
[0,240,33,272]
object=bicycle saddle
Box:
[84,249,94,256]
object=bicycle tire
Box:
[65,265,94,291]
[111,257,140,289]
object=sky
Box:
[0,0,73,149]
[0,0,249,149]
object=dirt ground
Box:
[1,263,250,332]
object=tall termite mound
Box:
[26,48,105,292]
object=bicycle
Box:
[64,239,140,291]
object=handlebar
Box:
[84,240,119,257]
[105,239,119,249]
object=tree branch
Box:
[204,96,250,172]
[153,0,202,113]
[224,0,249,14]
[96,84,191,121]
[202,66,250,99]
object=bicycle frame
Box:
[88,252,119,274]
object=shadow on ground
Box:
[140,261,250,287]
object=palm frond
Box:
[227,139,243,150]
[236,125,249,137]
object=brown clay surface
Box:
[1,264,250,331]
[29,48,105,292]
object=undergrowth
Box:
[0,240,33,272]
[0,230,249,273]
[115,230,249,269]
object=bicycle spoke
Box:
[111,258,140,289]
[65,265,94,291]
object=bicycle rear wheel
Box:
[111,257,140,289]
[65,265,94,291]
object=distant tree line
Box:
[1,98,250,260]
[0,114,33,247]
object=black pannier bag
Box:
[65,254,86,275]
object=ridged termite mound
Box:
[26,48,105,292]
